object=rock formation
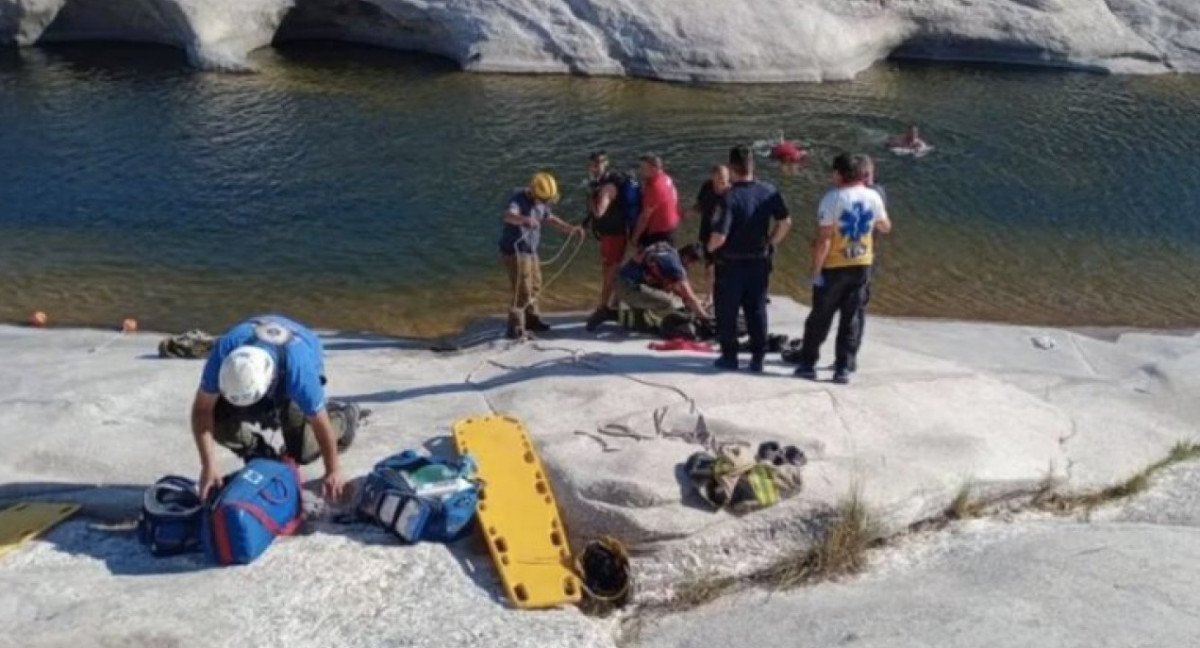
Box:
[2,0,1197,80]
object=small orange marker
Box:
[121,318,139,333]
[30,311,47,327]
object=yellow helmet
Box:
[529,172,559,203]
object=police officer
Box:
[707,146,792,372]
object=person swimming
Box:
[888,125,928,151]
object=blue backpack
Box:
[589,171,642,237]
[617,175,642,231]
[137,475,203,557]
[203,459,303,566]
[357,450,479,544]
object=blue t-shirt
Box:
[498,190,551,255]
[712,180,789,258]
[200,314,327,417]
[619,244,687,289]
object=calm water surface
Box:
[2,44,1200,336]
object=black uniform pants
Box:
[714,258,770,362]
[799,266,872,369]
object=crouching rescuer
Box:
[614,242,711,332]
[190,315,361,502]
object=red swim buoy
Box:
[30,311,48,327]
[121,318,139,333]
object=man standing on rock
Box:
[794,153,891,384]
[707,145,792,372]
[585,151,631,331]
[190,315,362,502]
[499,172,584,339]
[691,164,731,303]
[632,154,680,249]
[848,155,886,369]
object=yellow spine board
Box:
[0,502,80,561]
[453,415,581,609]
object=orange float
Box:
[30,311,47,327]
[121,318,139,333]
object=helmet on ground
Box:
[138,475,204,556]
[143,476,203,518]
[529,172,559,203]
[218,345,275,406]
[576,536,632,606]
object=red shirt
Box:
[642,171,680,235]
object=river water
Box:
[3,43,1200,336]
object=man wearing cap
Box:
[707,145,792,372]
[191,314,360,501]
[499,172,584,339]
[616,242,711,324]
[632,154,680,249]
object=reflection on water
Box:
[2,43,1200,335]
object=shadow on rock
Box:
[345,351,741,405]
[319,330,430,352]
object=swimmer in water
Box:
[888,125,928,151]
[769,138,806,175]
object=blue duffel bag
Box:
[203,459,303,566]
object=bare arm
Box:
[308,410,341,475]
[191,390,221,499]
[631,205,651,247]
[875,209,892,234]
[811,224,834,279]
[770,216,793,247]
[307,409,347,501]
[674,280,710,319]
[501,210,530,228]
[707,232,727,254]
[546,214,582,236]
[593,184,617,219]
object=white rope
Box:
[87,331,127,354]
[509,228,588,315]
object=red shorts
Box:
[600,234,627,267]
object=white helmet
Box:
[218,345,276,407]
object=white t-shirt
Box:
[816,184,889,269]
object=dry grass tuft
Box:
[947,482,985,520]
[754,489,880,590]
[1038,440,1200,512]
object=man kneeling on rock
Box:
[612,242,710,330]
[190,314,361,502]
